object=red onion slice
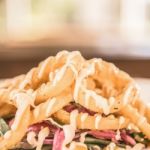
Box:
[52,129,65,150]
[121,131,136,146]
[88,130,116,140]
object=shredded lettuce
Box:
[85,136,126,149]
[132,132,150,145]
[0,117,9,136]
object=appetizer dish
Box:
[0,51,150,150]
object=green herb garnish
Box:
[85,136,126,148]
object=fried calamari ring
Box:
[0,89,72,150]
[0,51,84,110]
[19,51,84,91]
[18,51,61,89]
[31,89,73,124]
[0,107,30,150]
[0,50,149,150]
[0,51,72,91]
[53,109,129,130]
[34,51,84,104]
[120,105,150,139]
[132,99,150,123]
[19,51,67,89]
[74,59,138,115]
[0,93,31,150]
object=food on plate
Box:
[0,51,149,150]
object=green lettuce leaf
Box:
[0,118,9,136]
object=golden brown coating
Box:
[120,104,150,139]
[73,59,138,115]
[0,51,149,150]
[53,109,129,130]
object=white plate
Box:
[135,78,150,104]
